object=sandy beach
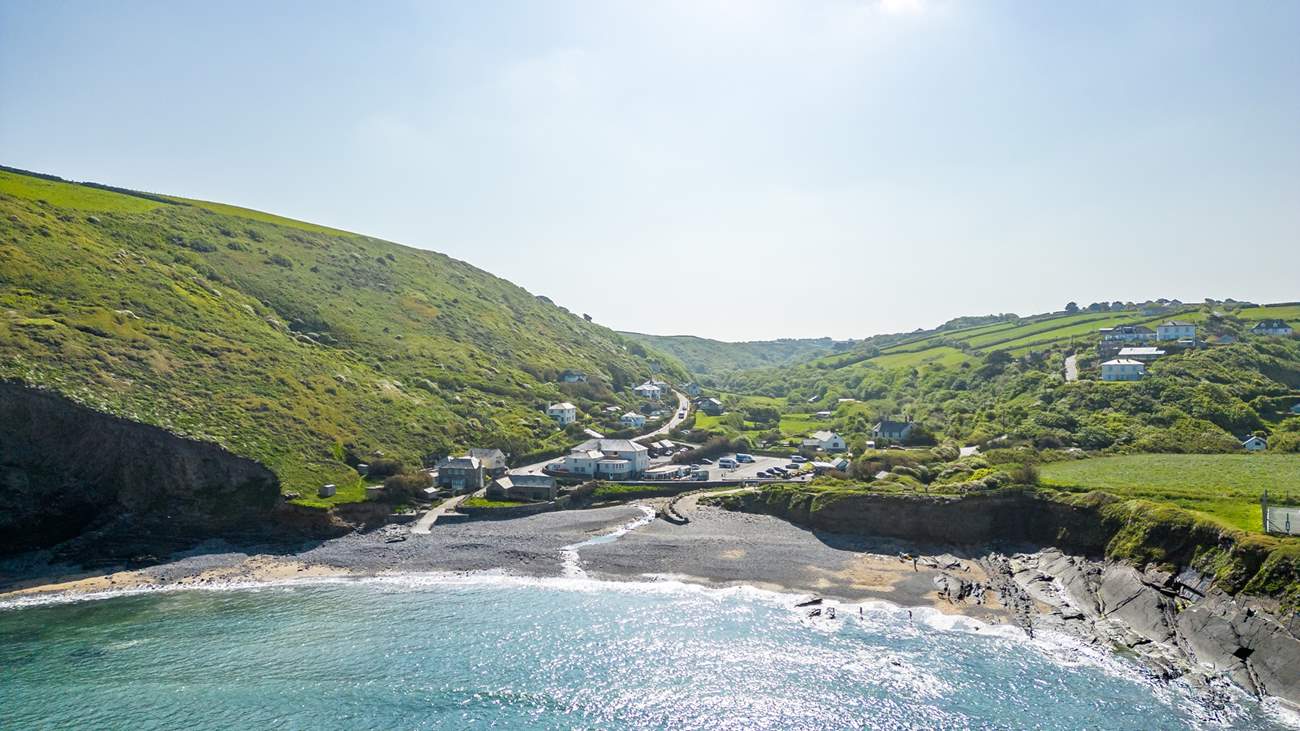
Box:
[0,499,1015,623]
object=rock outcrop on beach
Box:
[0,382,280,555]
[718,487,1300,707]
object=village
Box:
[1095,317,1295,452]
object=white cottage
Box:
[1100,359,1146,381]
[620,411,647,428]
[801,430,847,452]
[633,381,662,400]
[1156,321,1196,341]
[546,402,577,425]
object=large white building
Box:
[546,402,577,425]
[1155,320,1196,341]
[633,381,662,400]
[562,438,649,478]
[1100,359,1146,381]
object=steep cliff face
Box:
[0,382,281,554]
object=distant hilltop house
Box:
[559,370,588,383]
[1155,320,1196,341]
[546,402,577,425]
[633,381,662,400]
[698,397,724,416]
[1117,346,1165,363]
[802,430,847,452]
[684,382,702,397]
[620,411,647,428]
[814,410,833,420]
[1100,325,1156,342]
[1250,319,1294,337]
[561,438,649,479]
[486,473,557,502]
[468,448,508,477]
[437,456,484,493]
[1242,435,1268,452]
[1101,358,1146,381]
[872,420,914,442]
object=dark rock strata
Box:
[0,382,282,556]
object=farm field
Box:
[1040,454,1300,532]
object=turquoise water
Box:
[1,575,1294,730]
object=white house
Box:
[1156,320,1196,341]
[633,381,662,400]
[1242,435,1268,452]
[1100,325,1156,342]
[1250,319,1294,337]
[1100,359,1146,381]
[802,430,847,452]
[620,411,646,428]
[562,438,649,477]
[546,402,577,425]
[1117,347,1166,363]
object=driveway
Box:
[1064,354,1079,382]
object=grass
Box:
[0,167,684,505]
[1040,454,1300,532]
[461,497,528,508]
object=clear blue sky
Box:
[2,1,1297,340]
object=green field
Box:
[1041,454,1300,531]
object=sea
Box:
[1,572,1296,730]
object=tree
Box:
[1065,301,1079,314]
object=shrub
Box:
[383,471,432,502]
[366,458,403,478]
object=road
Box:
[513,389,691,476]
[1064,354,1078,382]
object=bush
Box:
[366,458,404,478]
[383,471,432,502]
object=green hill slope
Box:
[619,332,850,377]
[0,167,684,505]
[702,305,1300,457]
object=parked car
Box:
[700,458,714,465]
[785,463,800,470]
[718,457,738,469]
[790,455,807,463]
[735,453,755,463]
[771,467,788,476]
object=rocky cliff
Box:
[0,382,284,557]
[716,486,1300,707]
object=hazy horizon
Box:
[3,1,1297,341]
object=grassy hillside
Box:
[0,167,684,505]
[619,332,848,377]
[695,305,1300,458]
[1041,454,1300,532]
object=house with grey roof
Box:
[1251,319,1293,337]
[872,420,915,442]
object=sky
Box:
[2,1,1297,341]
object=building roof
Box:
[1102,359,1145,366]
[621,411,644,420]
[468,448,507,467]
[574,438,648,454]
[443,456,481,470]
[548,402,576,411]
[1117,347,1165,356]
[634,381,661,390]
[874,419,913,432]
[568,448,605,460]
[1159,320,1194,327]
[507,473,555,487]
[810,430,839,441]
[1252,319,1292,330]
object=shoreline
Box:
[3,500,1298,717]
